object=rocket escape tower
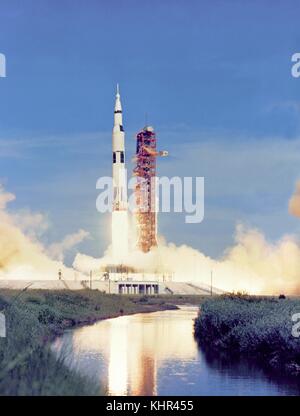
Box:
[133,126,168,253]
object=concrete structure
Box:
[100,267,173,283]
[0,280,224,295]
[117,282,159,295]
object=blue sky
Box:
[1,0,300,263]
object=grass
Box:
[194,294,300,376]
[0,289,201,395]
[0,293,97,395]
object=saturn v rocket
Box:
[111,85,128,261]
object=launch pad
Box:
[0,279,220,295]
[99,264,173,284]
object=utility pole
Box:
[90,270,92,290]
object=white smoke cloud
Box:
[0,184,88,280]
[48,229,90,262]
[73,224,300,296]
[2,179,300,295]
[73,253,103,273]
[12,210,49,241]
[0,187,15,209]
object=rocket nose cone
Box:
[116,83,121,100]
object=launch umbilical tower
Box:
[133,126,167,253]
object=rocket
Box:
[112,84,127,211]
[111,85,128,261]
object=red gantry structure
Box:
[133,126,168,253]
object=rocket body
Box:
[112,86,127,211]
[111,86,128,261]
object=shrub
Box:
[38,306,62,325]
[194,295,300,374]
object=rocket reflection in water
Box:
[52,308,197,395]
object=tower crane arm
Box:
[142,146,168,157]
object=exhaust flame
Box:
[289,180,300,218]
[112,211,128,263]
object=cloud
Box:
[0,131,107,159]
[267,101,300,117]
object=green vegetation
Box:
[0,290,200,395]
[0,291,97,396]
[194,295,300,376]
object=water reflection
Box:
[52,306,300,396]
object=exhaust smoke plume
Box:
[289,181,300,218]
[2,182,300,295]
[48,229,90,262]
[74,223,300,296]
[0,185,88,280]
